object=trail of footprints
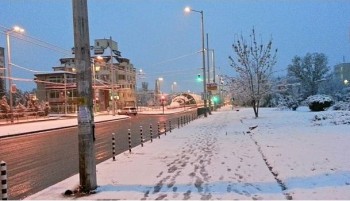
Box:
[142,117,284,200]
[141,126,218,200]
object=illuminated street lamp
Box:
[184,6,207,117]
[6,26,24,123]
[171,81,177,93]
[344,79,349,85]
[158,77,163,94]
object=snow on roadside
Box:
[245,107,350,199]
[26,106,350,200]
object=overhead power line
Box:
[0,24,71,56]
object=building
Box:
[34,38,137,114]
[334,63,350,85]
[0,47,5,97]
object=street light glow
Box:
[184,6,191,13]
[13,26,25,33]
[95,55,103,60]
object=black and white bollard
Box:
[128,129,132,153]
[150,124,153,142]
[112,133,116,161]
[1,161,7,200]
[164,121,167,135]
[140,126,144,147]
[157,122,160,139]
[169,120,172,133]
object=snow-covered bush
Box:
[312,111,350,125]
[332,101,350,111]
[269,93,299,110]
[306,94,333,111]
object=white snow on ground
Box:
[22,106,350,200]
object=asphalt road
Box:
[0,111,197,200]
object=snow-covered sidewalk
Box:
[26,106,350,200]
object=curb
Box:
[0,117,129,139]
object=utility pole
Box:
[206,33,212,114]
[212,49,216,83]
[110,36,116,116]
[72,0,97,193]
[200,10,207,117]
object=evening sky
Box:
[1,0,350,93]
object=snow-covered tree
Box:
[287,53,330,98]
[229,28,277,118]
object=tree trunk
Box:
[252,99,259,118]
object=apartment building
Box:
[34,39,137,114]
[334,63,350,85]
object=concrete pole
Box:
[110,36,116,116]
[72,0,97,193]
[64,73,67,115]
[6,32,14,123]
[200,11,208,117]
[206,33,212,114]
[212,49,216,83]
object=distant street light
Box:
[5,26,25,123]
[158,77,163,94]
[171,82,177,93]
[184,6,207,117]
[92,56,103,113]
[344,79,349,85]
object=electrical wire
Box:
[0,24,71,56]
[10,63,53,74]
[147,51,200,67]
[1,24,207,89]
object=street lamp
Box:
[91,56,103,113]
[184,6,207,117]
[344,79,349,85]
[158,77,163,94]
[171,81,177,93]
[6,26,24,123]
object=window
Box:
[118,74,125,80]
[67,89,78,97]
[49,90,60,98]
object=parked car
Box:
[117,107,137,115]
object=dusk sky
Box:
[1,0,350,93]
